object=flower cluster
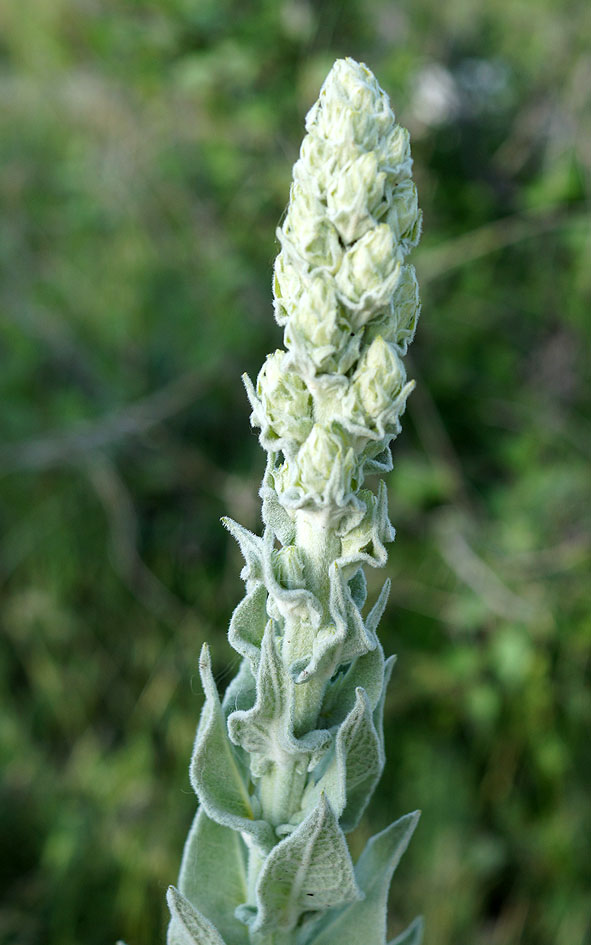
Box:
[245,58,421,518]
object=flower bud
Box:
[365,265,420,352]
[380,124,412,179]
[283,183,342,270]
[385,180,421,248]
[306,59,393,151]
[257,351,313,446]
[294,424,354,501]
[287,273,343,352]
[346,337,408,429]
[294,134,337,196]
[272,545,306,590]
[326,151,386,244]
[335,224,402,319]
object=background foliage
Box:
[0,1,589,944]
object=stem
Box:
[259,759,307,829]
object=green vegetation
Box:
[0,2,589,945]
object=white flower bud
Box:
[306,59,393,151]
[257,351,313,446]
[365,265,420,352]
[326,150,386,244]
[286,273,345,356]
[335,224,402,321]
[273,250,302,326]
[380,124,412,178]
[293,424,354,501]
[385,180,421,248]
[283,183,342,270]
[272,545,306,589]
[294,135,337,196]
[345,337,409,430]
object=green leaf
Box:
[167,886,228,945]
[222,658,257,718]
[260,458,296,545]
[190,644,274,850]
[365,577,392,640]
[302,687,383,832]
[252,794,362,934]
[329,563,377,663]
[373,655,396,758]
[348,568,367,608]
[228,621,331,777]
[222,517,264,586]
[319,642,387,729]
[339,687,384,831]
[388,917,424,945]
[307,811,420,945]
[229,585,268,673]
[178,807,248,945]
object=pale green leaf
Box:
[190,644,274,850]
[253,794,362,934]
[306,811,420,945]
[302,687,383,831]
[222,658,257,718]
[228,621,331,776]
[178,807,248,945]
[373,655,396,757]
[167,886,228,945]
[228,585,268,673]
[348,568,367,608]
[222,517,264,587]
[319,643,386,729]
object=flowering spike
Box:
[169,58,424,945]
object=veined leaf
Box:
[319,642,386,729]
[228,621,331,776]
[252,794,362,934]
[306,811,420,945]
[167,886,228,945]
[302,687,383,832]
[178,807,248,945]
[228,585,268,673]
[190,644,274,850]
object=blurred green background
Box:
[0,1,589,944]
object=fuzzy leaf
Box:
[190,644,274,850]
[388,917,424,945]
[306,811,420,945]
[178,807,248,945]
[292,562,382,686]
[260,460,296,545]
[348,568,367,608]
[330,563,377,663]
[222,518,264,587]
[365,578,391,639]
[228,585,268,673]
[222,658,257,718]
[167,886,227,945]
[302,687,383,831]
[252,794,362,934]
[338,482,394,574]
[374,655,396,757]
[339,688,384,831]
[228,622,331,776]
[319,643,386,729]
